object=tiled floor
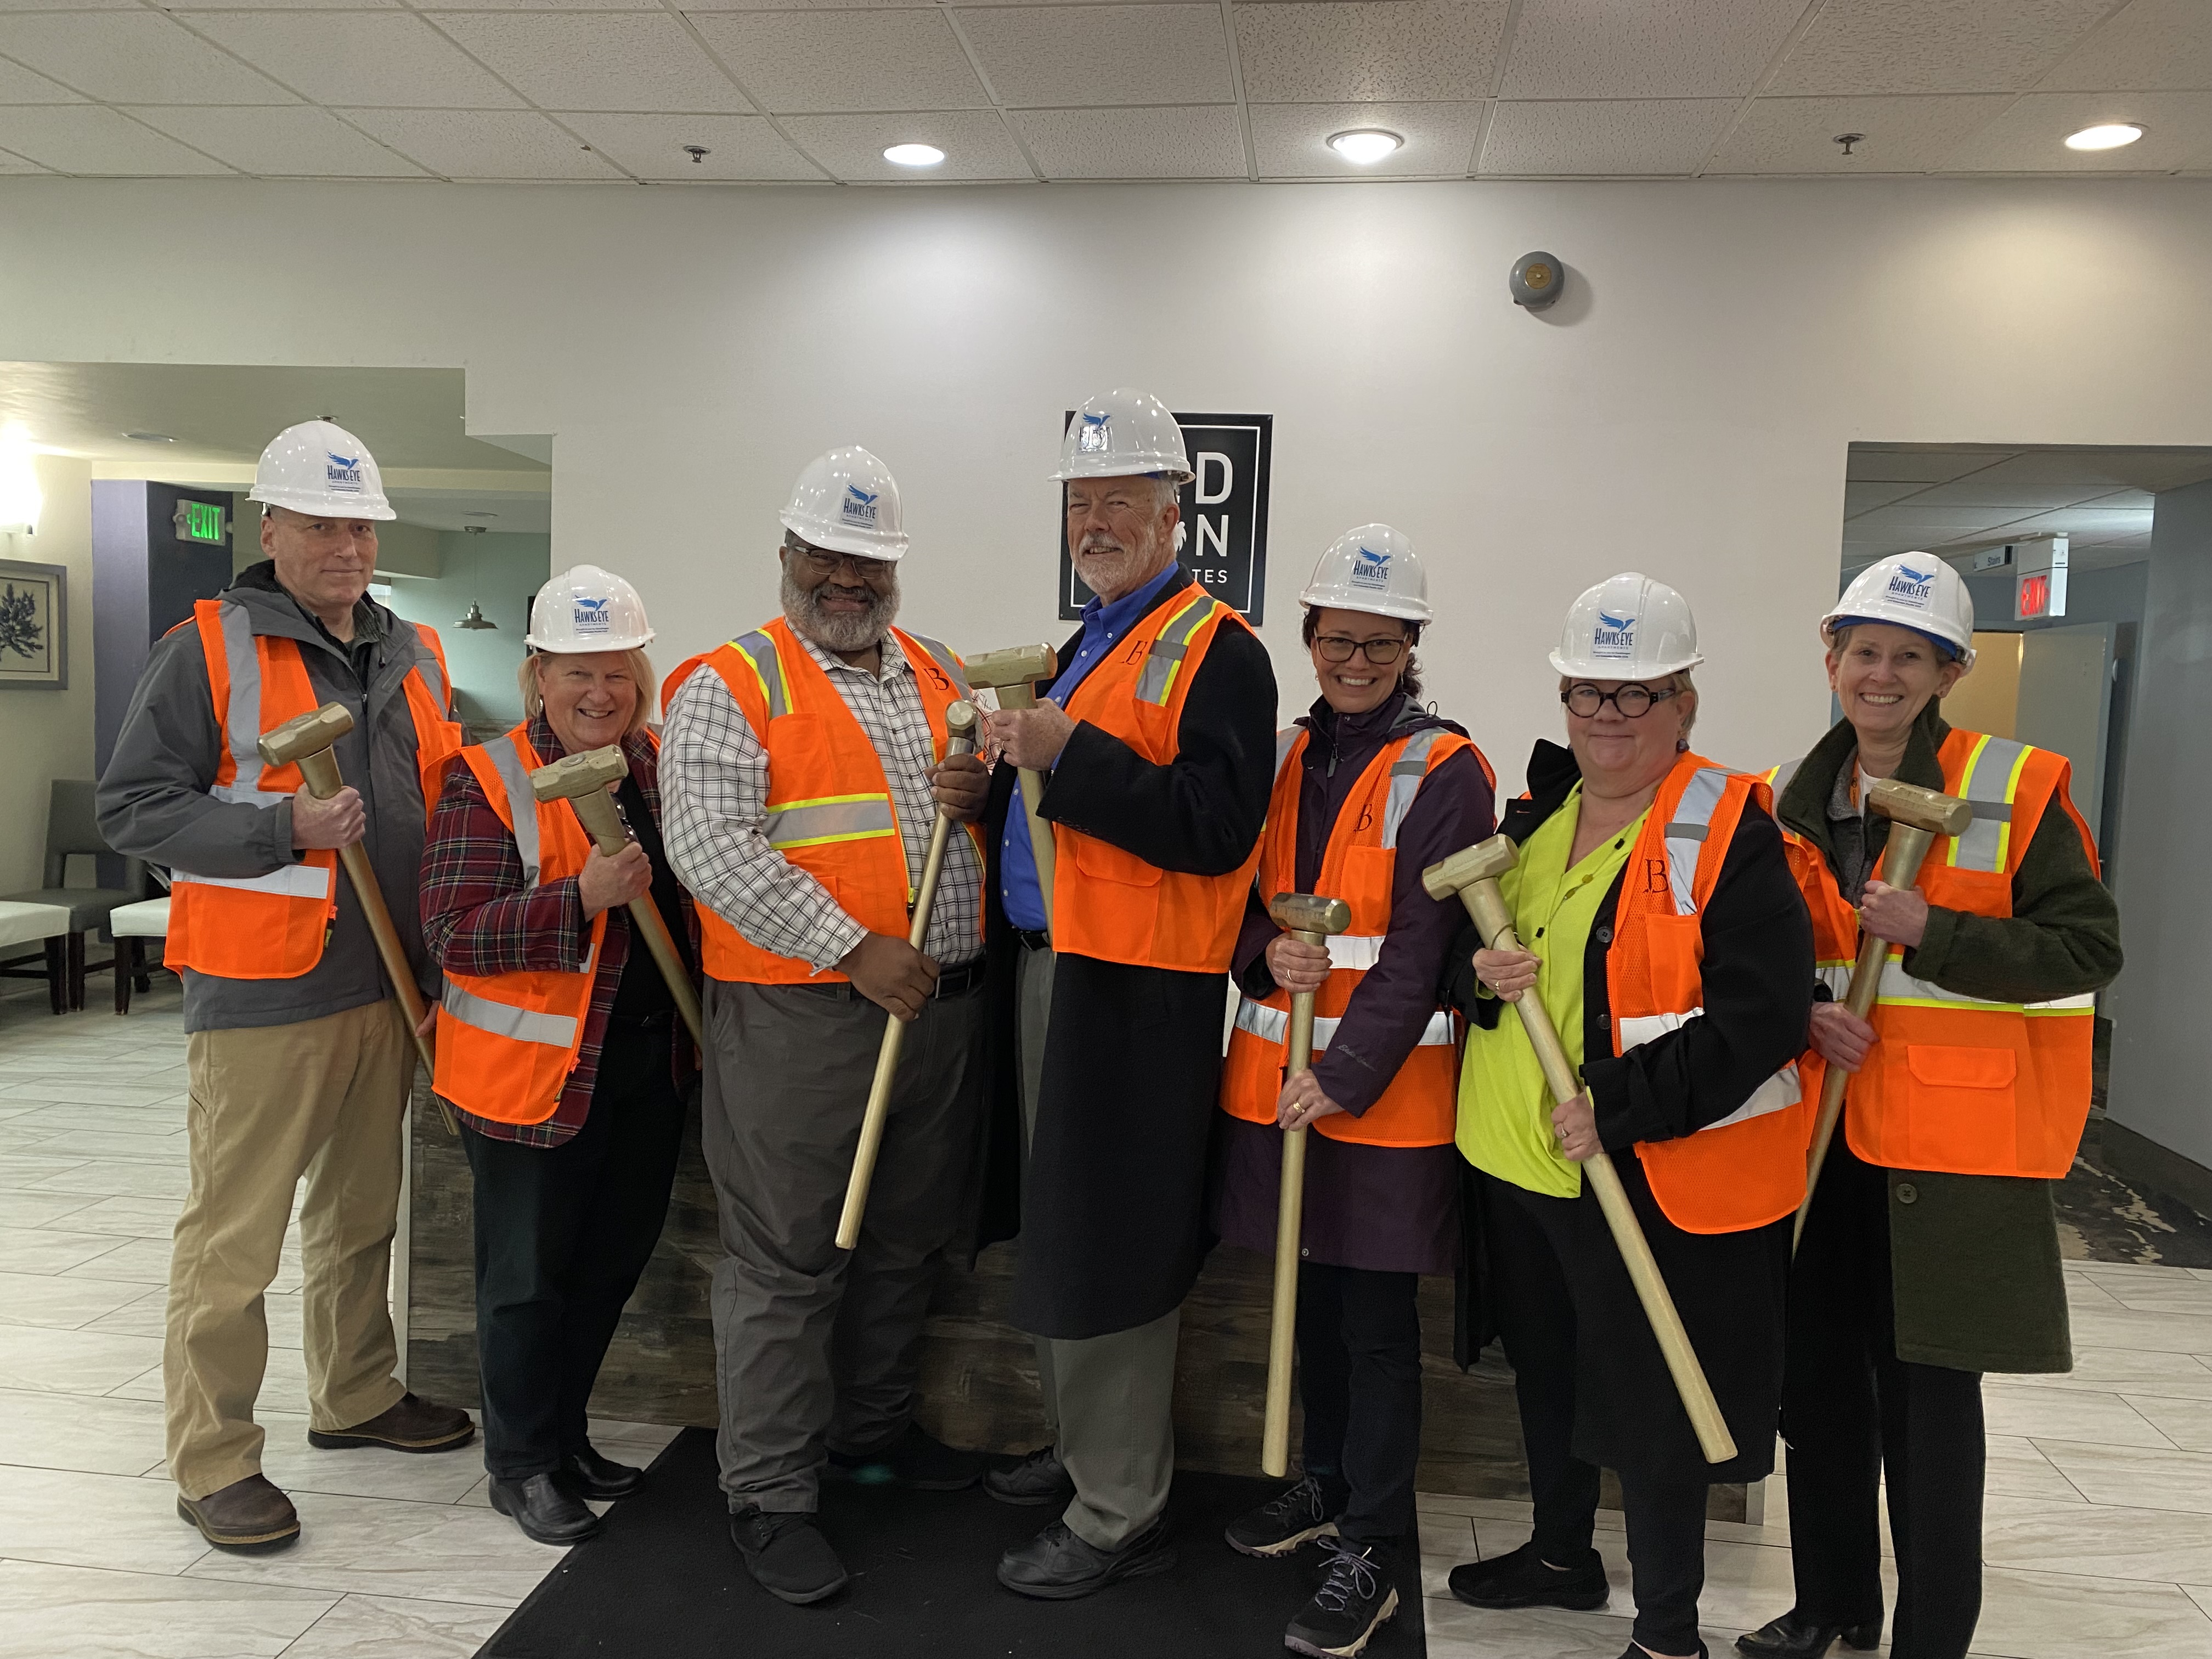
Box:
[2,980,2209,1657]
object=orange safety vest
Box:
[1048,586,1265,973]
[1220,722,1492,1148]
[167,598,456,981]
[1765,730,2098,1179]
[664,618,981,985]
[432,726,670,1126]
[1611,753,1812,1234]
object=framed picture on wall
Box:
[0,557,67,690]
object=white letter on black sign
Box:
[1195,453,1233,506]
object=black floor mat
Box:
[478,1429,1426,1658]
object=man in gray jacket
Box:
[97,421,474,1552]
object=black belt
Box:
[1011,928,1052,953]
[606,1008,676,1032]
[930,958,989,997]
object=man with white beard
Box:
[661,447,992,1606]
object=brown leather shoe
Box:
[177,1474,301,1552]
[307,1391,475,1453]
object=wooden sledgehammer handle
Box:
[1793,821,1940,1251]
[1261,929,1323,1479]
[562,788,704,1049]
[1457,881,1737,1465]
[836,706,979,1251]
[294,750,459,1139]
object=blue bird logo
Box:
[845,485,878,506]
[576,597,608,613]
[1598,611,1635,630]
[328,453,359,469]
[1356,546,1389,566]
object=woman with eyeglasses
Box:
[1212,527,1496,1658]
[1442,573,1814,1659]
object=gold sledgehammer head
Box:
[1268,892,1351,936]
[1422,834,1520,900]
[964,644,1058,691]
[531,744,628,803]
[1867,777,1974,839]
[945,701,979,741]
[257,702,355,768]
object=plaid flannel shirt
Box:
[420,716,692,1148]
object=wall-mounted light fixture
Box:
[0,422,43,536]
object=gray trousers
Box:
[702,975,986,1513]
[1018,945,1182,1550]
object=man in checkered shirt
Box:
[659,446,990,1607]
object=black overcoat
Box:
[975,569,1276,1340]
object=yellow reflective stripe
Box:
[1993,742,2031,870]
[1137,591,1215,705]
[730,632,794,720]
[764,792,896,849]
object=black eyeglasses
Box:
[1313,635,1407,666]
[1561,682,1678,718]
[784,536,893,584]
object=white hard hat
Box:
[1820,553,1977,669]
[780,446,908,562]
[249,419,394,521]
[1550,572,1704,679]
[1052,387,1193,484]
[526,564,654,652]
[1300,524,1431,624]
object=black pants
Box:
[463,1018,688,1480]
[1484,1172,1714,1657]
[1297,1262,1422,1546]
[1786,1136,1985,1659]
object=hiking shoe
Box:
[306,1392,473,1454]
[825,1422,982,1492]
[176,1474,299,1553]
[1287,1540,1400,1658]
[730,1505,848,1605]
[984,1443,1075,1508]
[1224,1472,1341,1558]
[1447,1541,1609,1610]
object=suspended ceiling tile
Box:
[1010,102,1244,178]
[0,0,141,10]
[955,5,1232,110]
[1480,97,1738,174]
[427,13,752,114]
[0,12,300,104]
[777,108,1032,180]
[161,0,405,9]
[1767,0,2114,97]
[1846,446,2013,483]
[125,105,429,176]
[1941,89,2212,172]
[0,105,236,172]
[338,107,627,178]
[2038,0,2212,94]
[0,55,83,103]
[1967,449,2212,492]
[1989,507,2157,539]
[555,111,820,178]
[1904,482,2137,512]
[1232,1,1510,105]
[1248,100,1481,178]
[1710,93,2012,171]
[1849,504,2056,538]
[0,144,46,170]
[686,10,988,114]
[1842,480,1932,515]
[188,13,527,109]
[1500,0,1805,100]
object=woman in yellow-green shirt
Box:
[1442,574,1815,1659]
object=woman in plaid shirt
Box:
[419,566,697,1548]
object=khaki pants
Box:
[1017,946,1182,1551]
[167,998,411,1498]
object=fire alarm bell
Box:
[1511,252,1565,309]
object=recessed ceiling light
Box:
[2065,122,2144,151]
[124,431,176,443]
[1328,128,1403,165]
[884,143,945,168]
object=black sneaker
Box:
[1286,1540,1400,1657]
[730,1505,848,1605]
[1447,1541,1609,1611]
[996,1516,1176,1600]
[984,1443,1076,1508]
[824,1423,982,1492]
[1224,1472,1341,1558]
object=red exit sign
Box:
[2017,572,2052,619]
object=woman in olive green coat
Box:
[1740,556,2120,1659]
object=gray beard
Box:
[782,565,900,654]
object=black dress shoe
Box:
[1447,1541,1609,1611]
[1737,1609,1883,1657]
[561,1444,643,1499]
[985,1444,1076,1508]
[731,1506,849,1605]
[489,1474,602,1545]
[997,1516,1176,1600]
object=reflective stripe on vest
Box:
[171,603,308,902]
[1663,766,1730,916]
[1383,729,1444,851]
[765,793,898,851]
[1234,997,1454,1051]
[1135,591,1217,706]
[176,864,334,900]
[731,629,793,720]
[441,980,580,1050]
[1619,1008,1803,1131]
[1816,957,2097,1018]
[1764,757,1803,801]
[1950,733,2027,873]
[907,633,972,698]
[481,736,543,888]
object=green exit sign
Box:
[172,499,228,545]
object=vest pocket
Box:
[1903,1043,2019,1169]
[1069,831,1163,888]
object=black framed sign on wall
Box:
[1057,411,1274,625]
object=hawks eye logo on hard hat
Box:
[1078,413,1111,453]
[1886,564,1937,608]
[324,453,364,494]
[1593,610,1637,658]
[572,597,611,634]
[839,483,880,529]
[1350,545,1391,588]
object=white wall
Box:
[3,177,2210,797]
[0,454,97,895]
[380,531,551,732]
